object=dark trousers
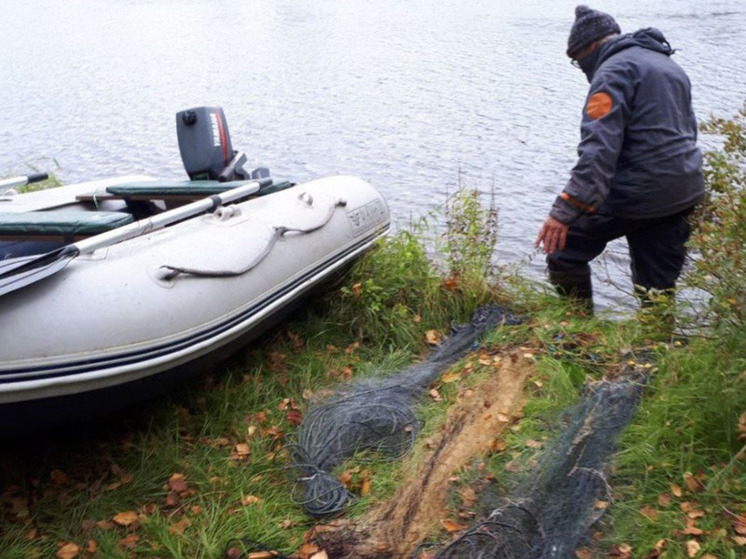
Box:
[546,208,694,303]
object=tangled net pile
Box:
[286,305,521,517]
[416,366,648,559]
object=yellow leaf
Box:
[685,539,700,558]
[112,511,138,527]
[441,519,467,533]
[670,484,683,497]
[594,500,608,510]
[441,371,460,384]
[56,542,80,559]
[425,330,441,346]
[240,495,262,506]
[360,478,371,496]
[235,443,250,457]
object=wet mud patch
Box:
[307,351,534,559]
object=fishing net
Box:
[286,304,521,517]
[414,364,648,559]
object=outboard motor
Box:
[176,106,269,182]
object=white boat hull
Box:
[0,175,389,414]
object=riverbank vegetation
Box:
[1,106,745,559]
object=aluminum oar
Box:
[0,173,49,194]
[0,178,271,297]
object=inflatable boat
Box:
[0,107,390,435]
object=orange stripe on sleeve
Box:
[560,192,595,213]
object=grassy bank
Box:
[1,109,745,558]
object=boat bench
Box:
[75,179,293,203]
[0,210,134,241]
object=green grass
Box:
[1,180,744,559]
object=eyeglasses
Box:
[571,59,581,68]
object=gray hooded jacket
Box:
[550,28,704,223]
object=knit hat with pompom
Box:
[567,5,621,58]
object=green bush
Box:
[686,102,746,329]
[329,187,501,349]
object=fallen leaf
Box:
[56,542,80,559]
[112,511,138,527]
[443,277,459,291]
[496,413,510,423]
[681,518,703,536]
[164,492,179,508]
[684,472,703,493]
[686,509,705,519]
[240,495,262,506]
[50,469,69,485]
[413,314,422,324]
[504,460,521,473]
[639,505,658,520]
[360,478,371,497]
[685,539,700,558]
[118,533,137,550]
[168,473,188,493]
[302,389,313,400]
[310,551,329,559]
[235,443,250,457]
[286,409,303,426]
[442,519,467,533]
[425,330,441,346]
[338,471,352,488]
[575,548,592,559]
[732,535,746,545]
[351,282,362,299]
[657,493,671,507]
[526,439,543,449]
[168,518,191,535]
[459,486,477,508]
[595,501,608,510]
[441,371,460,384]
[226,548,243,559]
[671,484,683,497]
[429,389,442,401]
[734,514,746,535]
[298,542,319,559]
[84,540,96,554]
[25,528,37,541]
[617,542,632,555]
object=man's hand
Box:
[535,216,569,255]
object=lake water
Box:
[1,0,745,309]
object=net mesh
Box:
[285,305,521,517]
[415,366,648,559]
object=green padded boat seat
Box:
[0,210,134,237]
[105,180,254,197]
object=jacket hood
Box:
[591,28,675,75]
[580,27,676,82]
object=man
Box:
[535,5,704,311]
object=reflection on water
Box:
[1,0,744,309]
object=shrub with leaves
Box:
[332,187,500,348]
[686,102,746,328]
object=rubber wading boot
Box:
[549,268,594,314]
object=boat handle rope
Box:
[157,198,347,280]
